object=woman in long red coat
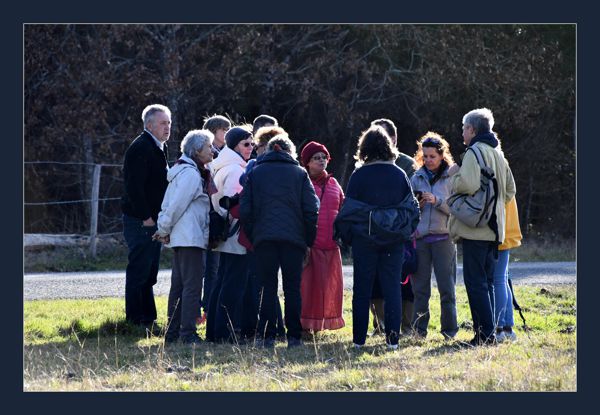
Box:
[299,141,345,332]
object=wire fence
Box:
[25,161,126,256]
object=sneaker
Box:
[503,329,518,342]
[386,343,399,351]
[495,330,506,343]
[287,337,304,349]
[353,343,364,349]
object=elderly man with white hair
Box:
[121,104,172,330]
[153,129,215,344]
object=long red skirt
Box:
[300,247,345,331]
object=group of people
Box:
[121,104,522,350]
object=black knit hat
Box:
[225,126,252,149]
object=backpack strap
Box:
[467,145,487,169]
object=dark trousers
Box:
[352,237,404,346]
[239,252,259,338]
[462,239,497,340]
[213,252,249,342]
[123,214,160,325]
[166,247,205,340]
[255,241,304,341]
[201,249,220,313]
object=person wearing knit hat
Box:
[298,141,345,334]
[300,141,330,167]
[205,124,253,344]
[226,125,253,149]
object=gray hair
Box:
[180,129,214,158]
[267,134,297,159]
[462,107,495,134]
[142,104,172,128]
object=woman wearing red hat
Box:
[299,141,346,332]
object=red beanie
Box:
[300,141,330,166]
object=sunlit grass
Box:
[24,285,576,391]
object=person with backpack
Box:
[334,125,420,350]
[369,118,417,336]
[205,125,254,343]
[449,108,516,346]
[409,132,459,339]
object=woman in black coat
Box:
[240,134,319,349]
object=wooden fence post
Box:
[89,164,101,258]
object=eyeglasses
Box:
[241,141,256,148]
[311,155,328,161]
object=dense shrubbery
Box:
[25,24,575,238]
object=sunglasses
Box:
[240,141,256,148]
[422,137,442,147]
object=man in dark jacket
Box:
[240,134,319,349]
[121,104,171,328]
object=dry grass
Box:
[24,285,576,391]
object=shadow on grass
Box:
[56,317,166,340]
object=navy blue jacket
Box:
[333,193,420,247]
[240,150,319,249]
[121,131,169,221]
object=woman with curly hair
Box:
[335,125,419,350]
[410,132,459,339]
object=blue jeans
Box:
[201,249,220,313]
[352,237,404,346]
[493,249,514,328]
[462,239,497,340]
[123,214,160,325]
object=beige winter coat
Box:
[449,142,516,243]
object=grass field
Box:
[24,285,576,391]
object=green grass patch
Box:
[24,285,576,391]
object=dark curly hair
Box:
[354,125,399,165]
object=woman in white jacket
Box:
[205,125,255,343]
[153,129,214,344]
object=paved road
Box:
[24,262,576,301]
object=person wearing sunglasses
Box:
[410,132,459,340]
[205,125,254,343]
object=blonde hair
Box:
[414,131,454,168]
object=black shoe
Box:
[164,335,179,345]
[258,337,276,349]
[469,334,496,346]
[142,323,162,336]
[181,335,203,345]
[287,337,304,349]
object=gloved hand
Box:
[219,193,240,210]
